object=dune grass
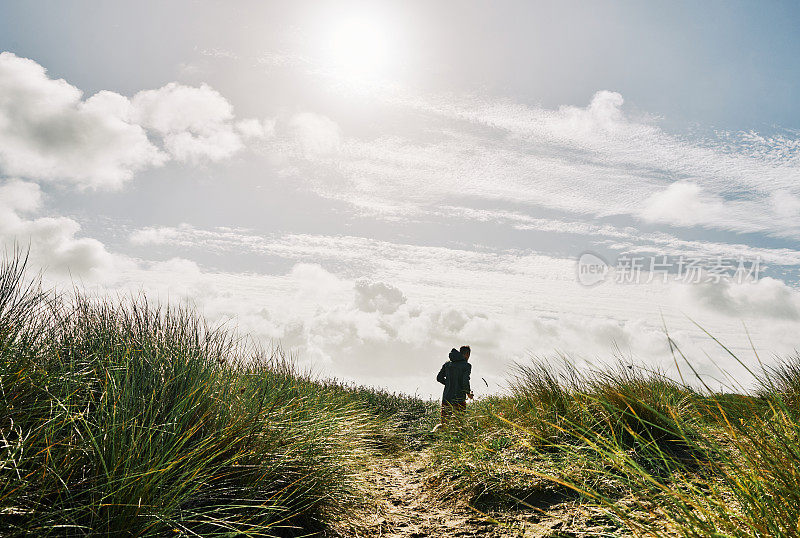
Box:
[427,353,800,536]
[0,252,409,536]
[4,249,800,537]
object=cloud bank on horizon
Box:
[2,1,800,397]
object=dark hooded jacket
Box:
[437,348,472,403]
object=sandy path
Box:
[355,449,627,537]
[361,451,521,537]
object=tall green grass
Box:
[0,252,385,536]
[428,350,800,536]
[6,246,800,536]
[312,379,437,450]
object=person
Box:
[431,345,473,433]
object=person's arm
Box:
[436,363,448,385]
[463,363,472,399]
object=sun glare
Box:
[327,16,391,77]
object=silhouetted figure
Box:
[432,345,473,432]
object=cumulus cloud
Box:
[289,112,341,156]
[0,179,114,276]
[553,90,625,134]
[291,281,505,382]
[639,182,728,227]
[62,222,800,394]
[236,118,275,139]
[0,52,165,189]
[529,316,668,359]
[770,190,800,219]
[289,263,349,300]
[0,52,272,188]
[131,82,245,163]
[683,277,800,321]
[0,179,40,222]
[354,279,406,314]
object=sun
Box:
[327,16,392,77]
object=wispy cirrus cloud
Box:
[272,82,800,238]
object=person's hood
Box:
[449,348,465,362]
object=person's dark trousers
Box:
[441,400,467,424]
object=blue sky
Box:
[1,1,799,395]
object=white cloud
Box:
[0,52,271,186]
[288,112,341,156]
[770,190,800,219]
[275,273,509,385]
[132,82,234,137]
[120,224,800,386]
[272,81,800,238]
[354,279,406,314]
[27,217,793,394]
[639,182,728,227]
[551,90,625,134]
[682,277,800,321]
[129,224,186,246]
[131,82,244,162]
[528,316,668,362]
[0,179,114,276]
[0,179,40,223]
[289,262,349,301]
[7,48,800,396]
[0,52,165,189]
[236,118,275,139]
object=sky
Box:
[1,0,800,397]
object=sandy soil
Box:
[357,450,625,537]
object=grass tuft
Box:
[0,252,387,536]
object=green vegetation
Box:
[2,250,800,536]
[428,357,800,536]
[0,252,425,536]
